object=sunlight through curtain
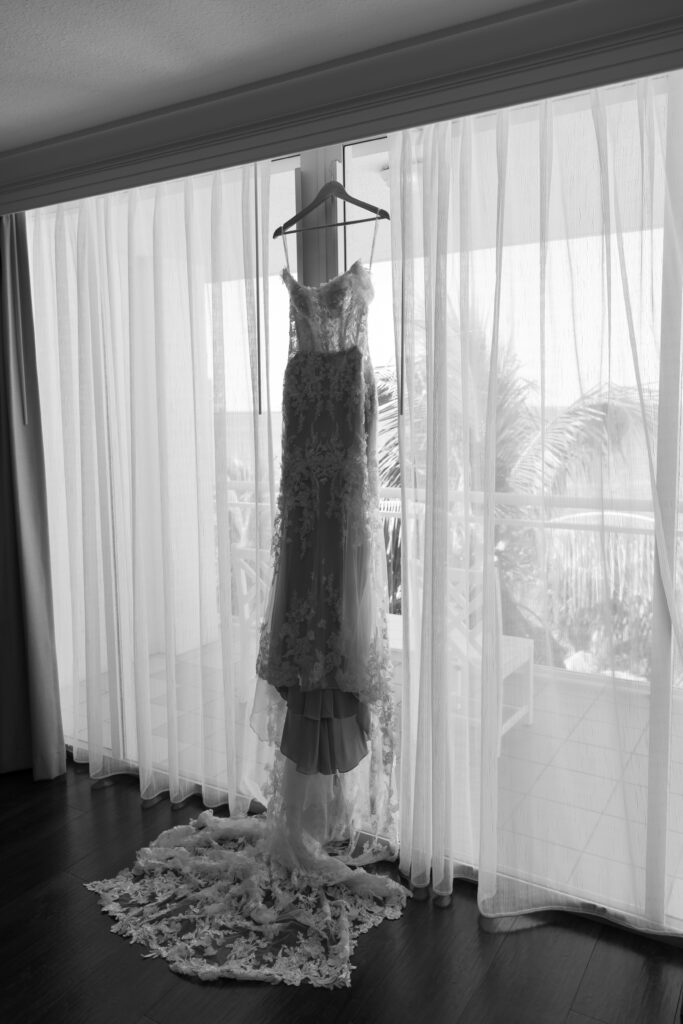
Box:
[390,70,683,935]
[26,65,683,940]
[27,164,284,811]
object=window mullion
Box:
[298,145,343,285]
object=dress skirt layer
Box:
[278,686,371,775]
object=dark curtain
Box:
[0,213,64,779]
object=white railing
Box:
[221,479,670,688]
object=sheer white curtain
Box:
[26,66,683,937]
[391,70,683,935]
[27,163,285,811]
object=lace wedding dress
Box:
[85,238,407,989]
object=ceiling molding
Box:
[2,0,683,213]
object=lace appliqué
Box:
[283,259,374,358]
[256,262,392,706]
[85,811,409,988]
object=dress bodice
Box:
[282,259,374,357]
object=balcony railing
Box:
[222,477,674,688]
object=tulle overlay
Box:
[85,260,405,987]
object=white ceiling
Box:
[0,0,536,153]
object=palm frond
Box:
[509,383,657,497]
[376,364,401,488]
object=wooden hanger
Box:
[273,180,389,238]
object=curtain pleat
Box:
[27,169,280,809]
[0,213,64,779]
[392,70,683,936]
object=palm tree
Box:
[375,324,656,667]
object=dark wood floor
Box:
[2,759,683,1024]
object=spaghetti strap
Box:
[282,216,377,273]
[369,216,379,271]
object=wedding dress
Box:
[85,228,407,988]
